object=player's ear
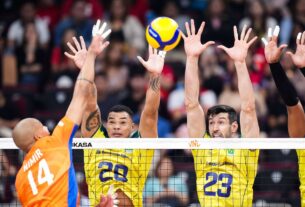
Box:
[231,121,238,134]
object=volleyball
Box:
[145,17,181,52]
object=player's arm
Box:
[263,29,305,137]
[137,46,165,138]
[65,21,110,137]
[181,19,214,137]
[218,25,259,138]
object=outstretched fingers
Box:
[137,55,147,68]
[301,31,305,45]
[80,36,86,50]
[271,25,280,42]
[240,24,247,40]
[244,28,252,42]
[247,36,258,47]
[191,19,196,35]
[197,21,205,37]
[185,22,191,36]
[64,51,74,59]
[217,45,229,54]
[233,26,239,41]
[73,37,81,51]
[67,41,77,54]
[180,29,186,40]
[203,41,215,50]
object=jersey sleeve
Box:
[52,116,79,145]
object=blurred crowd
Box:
[0,0,305,206]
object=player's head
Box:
[12,118,50,153]
[106,105,135,138]
[206,105,239,138]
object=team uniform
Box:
[296,150,305,207]
[15,117,79,207]
[84,126,154,207]
[192,135,259,207]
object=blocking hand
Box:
[261,26,287,64]
[88,20,111,56]
[137,45,165,75]
[286,31,305,68]
[64,36,87,69]
[218,25,257,62]
[181,19,214,57]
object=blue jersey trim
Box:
[148,25,179,50]
[68,124,79,207]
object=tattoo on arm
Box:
[77,78,94,84]
[85,109,101,131]
[149,75,161,92]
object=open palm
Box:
[65,36,87,69]
[88,35,110,56]
[287,32,305,68]
[137,46,164,74]
[182,19,214,57]
[218,26,257,62]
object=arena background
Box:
[0,0,304,206]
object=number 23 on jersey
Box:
[204,172,233,198]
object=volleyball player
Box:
[262,27,305,206]
[66,24,164,205]
[13,26,112,206]
[182,20,260,206]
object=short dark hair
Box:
[207,105,238,123]
[206,105,240,136]
[108,105,134,118]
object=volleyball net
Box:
[0,138,302,207]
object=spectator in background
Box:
[129,0,148,25]
[144,156,189,207]
[160,0,190,35]
[104,38,129,95]
[36,0,60,31]
[264,0,293,44]
[239,0,277,39]
[0,91,19,137]
[15,22,47,89]
[95,72,120,121]
[51,28,79,82]
[289,0,305,48]
[120,67,146,113]
[7,1,50,49]
[104,0,145,59]
[160,65,175,103]
[60,0,103,20]
[54,0,94,46]
[198,0,234,47]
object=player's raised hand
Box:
[64,36,87,69]
[286,31,305,68]
[181,19,214,57]
[137,45,165,75]
[88,20,111,56]
[96,185,119,207]
[261,26,287,63]
[218,25,257,62]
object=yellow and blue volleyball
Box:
[146,17,181,52]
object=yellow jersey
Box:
[192,136,259,207]
[296,150,305,207]
[84,126,154,207]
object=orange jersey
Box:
[15,117,80,207]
